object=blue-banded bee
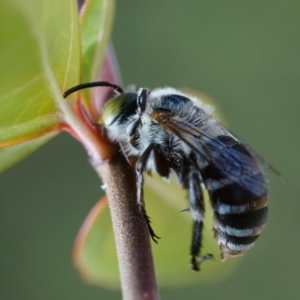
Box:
[64,81,282,271]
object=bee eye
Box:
[137,88,149,113]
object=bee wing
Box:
[151,110,283,192]
[216,122,287,183]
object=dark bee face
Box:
[101,93,137,127]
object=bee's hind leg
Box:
[182,166,214,271]
[136,143,171,243]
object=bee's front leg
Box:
[136,143,170,243]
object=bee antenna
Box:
[63,81,124,98]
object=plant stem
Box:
[95,153,159,300]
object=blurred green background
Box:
[1,1,299,299]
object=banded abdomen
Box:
[201,135,268,260]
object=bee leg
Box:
[140,206,160,243]
[135,162,152,239]
[136,143,170,243]
[184,167,214,271]
[136,143,166,243]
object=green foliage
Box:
[0,0,81,170]
[0,0,115,172]
[0,132,56,173]
[0,0,80,145]
[81,0,115,110]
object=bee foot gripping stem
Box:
[140,205,160,243]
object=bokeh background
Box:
[1,1,299,299]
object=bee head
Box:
[98,93,138,127]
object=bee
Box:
[64,81,282,271]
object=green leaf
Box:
[73,175,238,289]
[80,0,115,110]
[73,195,120,289]
[0,132,57,173]
[0,0,80,146]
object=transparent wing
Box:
[150,110,284,193]
[216,122,286,183]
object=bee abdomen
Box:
[212,181,268,259]
[215,206,268,234]
[211,180,268,260]
[215,204,268,259]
